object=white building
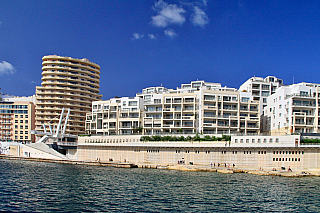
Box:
[239,76,283,114]
[86,80,260,135]
[86,97,144,135]
[263,82,320,134]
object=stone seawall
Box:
[1,155,319,177]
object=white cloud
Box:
[202,0,207,7]
[30,81,37,84]
[164,29,177,38]
[151,0,186,27]
[132,33,144,40]
[148,34,156,40]
[191,6,209,27]
[0,61,16,75]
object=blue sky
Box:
[1,0,320,99]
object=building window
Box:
[235,139,238,143]
[20,120,23,123]
[20,131,23,134]
[20,125,23,129]
[25,131,28,134]
[25,120,28,124]
[15,115,18,118]
[20,115,23,118]
[25,126,28,129]
[263,139,267,143]
[276,138,279,143]
[20,136,23,139]
[25,136,28,139]
[258,139,261,143]
[252,139,255,143]
[246,139,249,143]
[240,139,244,143]
[15,120,18,123]
[270,139,273,143]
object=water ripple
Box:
[0,160,320,212]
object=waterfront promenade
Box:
[1,155,319,178]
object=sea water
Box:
[0,159,319,212]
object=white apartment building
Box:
[263,82,320,134]
[86,97,144,135]
[86,80,260,135]
[239,76,283,113]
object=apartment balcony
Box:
[285,93,314,99]
[292,103,316,107]
[223,107,237,111]
[1,127,12,130]
[0,136,12,140]
[183,108,194,112]
[163,116,173,120]
[203,114,216,118]
[181,116,194,120]
[119,125,132,129]
[203,105,216,110]
[240,107,249,111]
[2,132,12,136]
[203,123,216,127]
[163,124,174,128]
[0,116,12,119]
[163,108,172,112]
[0,121,12,124]
[246,125,259,129]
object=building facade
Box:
[35,55,102,136]
[239,76,283,113]
[0,101,35,143]
[86,97,144,135]
[262,82,320,134]
[86,81,260,135]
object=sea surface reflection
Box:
[0,159,319,212]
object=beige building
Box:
[35,55,102,135]
[0,101,35,143]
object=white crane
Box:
[31,108,71,144]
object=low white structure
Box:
[76,134,320,170]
